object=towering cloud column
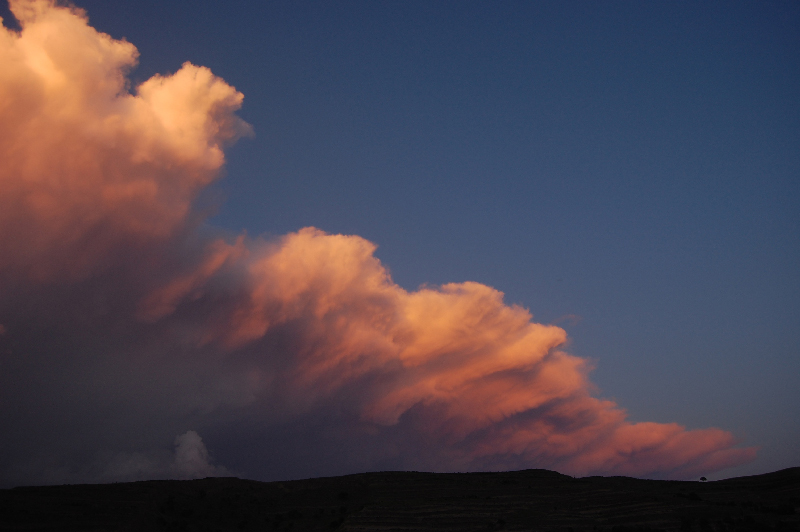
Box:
[0,0,755,486]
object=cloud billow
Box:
[0,0,755,486]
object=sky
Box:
[0,0,797,487]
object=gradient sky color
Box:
[0,0,797,484]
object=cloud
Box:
[0,0,755,486]
[81,430,229,483]
[0,0,250,282]
[171,431,229,479]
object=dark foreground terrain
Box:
[1,467,798,531]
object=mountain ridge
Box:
[1,467,798,531]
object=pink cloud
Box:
[0,0,250,281]
[0,0,755,485]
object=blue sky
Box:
[1,0,797,481]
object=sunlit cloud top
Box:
[0,0,759,486]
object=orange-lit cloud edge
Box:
[0,0,756,483]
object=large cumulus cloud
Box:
[0,0,755,487]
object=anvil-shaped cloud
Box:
[0,0,755,486]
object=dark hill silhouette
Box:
[1,467,798,531]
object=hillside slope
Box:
[1,467,798,531]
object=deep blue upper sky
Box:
[4,0,797,478]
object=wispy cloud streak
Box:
[0,0,755,486]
